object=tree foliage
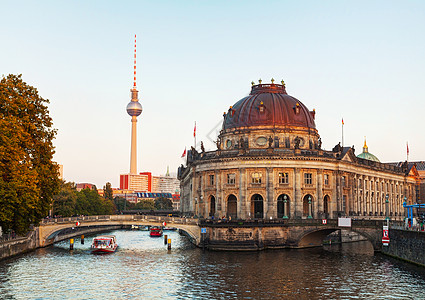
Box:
[113,196,135,212]
[135,199,155,210]
[0,74,60,234]
[103,182,113,201]
[154,197,173,210]
[52,182,115,217]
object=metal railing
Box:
[40,215,199,226]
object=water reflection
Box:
[0,230,424,299]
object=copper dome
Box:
[223,83,316,130]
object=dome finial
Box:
[363,136,368,152]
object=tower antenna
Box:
[133,34,137,88]
[126,34,143,175]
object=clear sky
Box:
[2,1,425,188]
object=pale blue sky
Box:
[2,1,424,188]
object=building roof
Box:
[223,82,316,131]
[356,139,380,162]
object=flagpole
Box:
[407,142,409,162]
[342,118,344,148]
[194,121,196,149]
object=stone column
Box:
[294,168,302,218]
[215,170,220,218]
[332,170,338,218]
[317,169,323,219]
[266,167,274,219]
[239,168,247,219]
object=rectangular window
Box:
[209,175,214,186]
[341,176,346,187]
[278,172,289,184]
[324,174,329,186]
[252,172,262,184]
[304,173,312,185]
[227,173,236,184]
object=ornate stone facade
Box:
[178,82,417,220]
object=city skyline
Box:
[2,1,425,188]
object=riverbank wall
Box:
[382,228,425,267]
[0,229,39,261]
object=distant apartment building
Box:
[76,183,96,191]
[120,172,152,191]
[118,171,181,210]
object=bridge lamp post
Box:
[283,195,288,219]
[308,196,313,219]
[403,196,407,220]
[385,194,389,221]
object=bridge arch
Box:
[295,226,381,251]
[38,216,201,247]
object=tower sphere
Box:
[126,101,143,116]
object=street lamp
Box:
[308,196,313,219]
[385,194,389,221]
[283,194,288,219]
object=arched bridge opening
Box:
[295,221,385,251]
[39,215,201,247]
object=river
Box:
[1,229,425,299]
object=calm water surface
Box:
[1,230,425,299]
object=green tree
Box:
[114,196,135,212]
[103,182,113,201]
[0,74,60,234]
[135,199,155,210]
[52,181,77,217]
[154,197,173,210]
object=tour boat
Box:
[163,227,177,231]
[149,226,163,237]
[91,235,118,253]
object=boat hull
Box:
[91,246,118,254]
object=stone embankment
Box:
[382,226,425,267]
[0,230,39,261]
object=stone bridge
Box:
[39,215,201,247]
[199,219,394,251]
[39,215,395,251]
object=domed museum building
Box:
[178,80,418,221]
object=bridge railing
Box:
[199,218,391,228]
[40,215,199,226]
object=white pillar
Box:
[130,115,138,175]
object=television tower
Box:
[126,34,143,175]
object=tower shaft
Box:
[130,115,138,174]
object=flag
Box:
[342,118,344,125]
[407,142,409,156]
[181,147,186,158]
[193,122,196,137]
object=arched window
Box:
[227,194,237,219]
[324,195,330,218]
[303,194,313,218]
[209,196,216,217]
[251,194,264,219]
[277,194,290,218]
[251,172,262,184]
